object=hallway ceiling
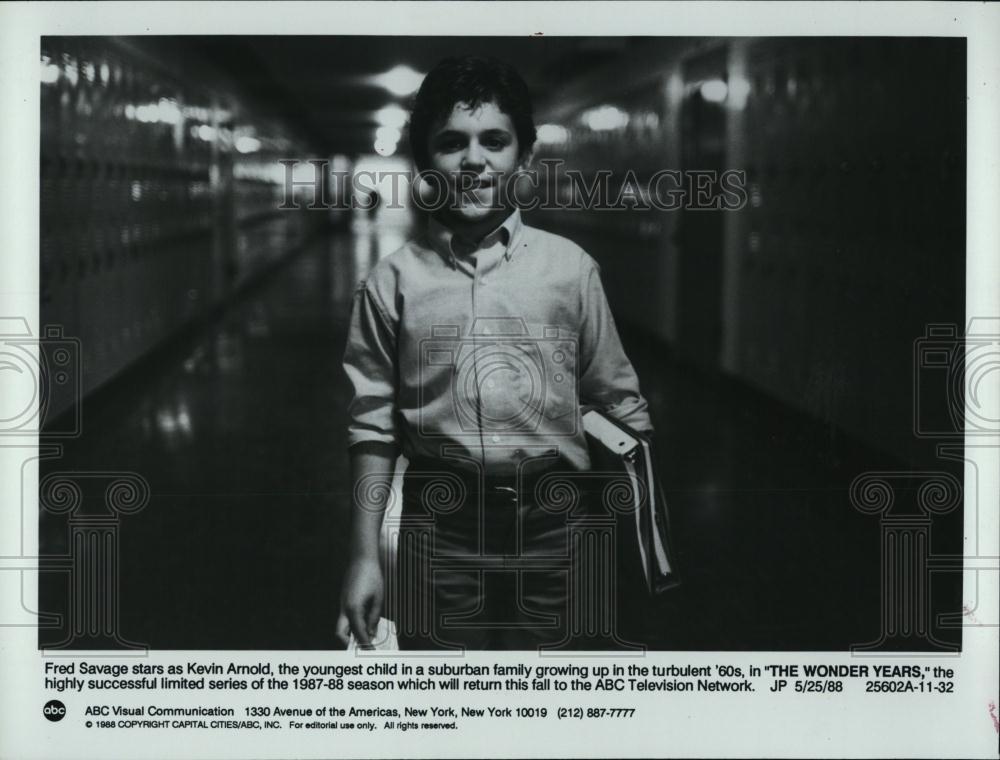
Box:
[180,36,638,156]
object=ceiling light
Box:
[375,126,401,144]
[375,65,424,97]
[580,105,630,132]
[537,123,570,145]
[40,58,60,85]
[235,135,262,154]
[700,79,729,103]
[376,104,408,129]
[374,138,397,157]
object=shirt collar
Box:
[426,208,523,267]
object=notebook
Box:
[583,408,679,595]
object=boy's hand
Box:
[336,557,383,649]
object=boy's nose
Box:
[461,140,486,170]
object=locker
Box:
[39,37,324,420]
[524,37,963,462]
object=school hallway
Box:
[35,36,966,653]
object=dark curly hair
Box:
[408,56,537,171]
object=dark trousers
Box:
[393,463,596,651]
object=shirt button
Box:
[482,327,491,336]
[491,435,501,444]
[481,277,489,286]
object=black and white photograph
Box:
[31,32,969,652]
[1,2,998,759]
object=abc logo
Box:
[43,699,66,722]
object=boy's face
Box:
[426,101,528,223]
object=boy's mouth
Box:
[449,174,508,213]
[456,174,498,191]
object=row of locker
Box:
[40,167,292,284]
[524,163,958,220]
[42,211,317,413]
[42,234,215,407]
[738,39,963,462]
[531,37,964,464]
[40,39,325,418]
[41,45,216,167]
[41,173,287,237]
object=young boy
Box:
[337,56,652,650]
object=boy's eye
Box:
[434,136,466,152]
[432,133,512,154]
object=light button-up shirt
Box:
[343,208,652,474]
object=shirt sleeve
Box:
[578,256,654,434]
[342,280,399,448]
